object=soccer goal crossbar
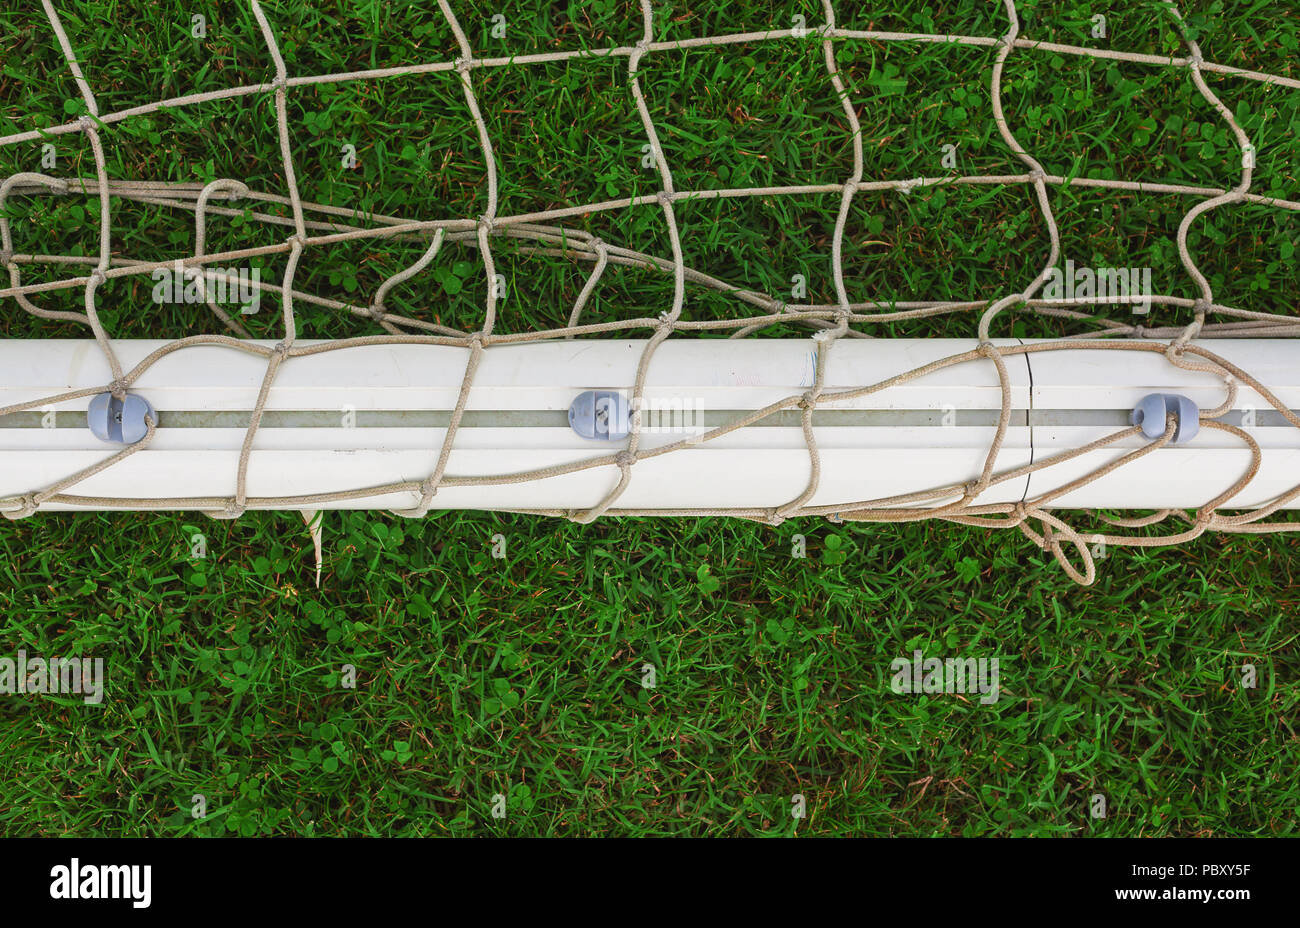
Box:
[2,338,1297,516]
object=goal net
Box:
[1,0,1298,584]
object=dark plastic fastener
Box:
[569,390,629,441]
[1130,393,1199,444]
[87,392,155,444]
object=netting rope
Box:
[1,0,1298,585]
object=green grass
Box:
[0,0,1298,836]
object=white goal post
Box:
[2,338,1297,514]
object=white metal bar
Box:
[0,338,1296,512]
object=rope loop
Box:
[3,495,38,520]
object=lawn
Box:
[0,0,1297,836]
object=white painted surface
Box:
[0,338,1296,512]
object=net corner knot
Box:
[3,495,38,520]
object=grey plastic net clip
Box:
[1130,393,1199,444]
[87,392,156,444]
[569,390,629,441]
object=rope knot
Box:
[223,500,245,518]
[467,332,487,350]
[477,215,495,234]
[1189,50,1204,67]
[1029,168,1046,181]
[0,249,12,266]
[367,301,386,320]
[3,494,38,520]
[107,378,129,398]
[798,391,817,411]
[614,451,636,467]
[89,268,107,287]
[76,115,96,132]
[657,312,674,332]
[1131,325,1146,339]
[963,480,982,499]
[656,190,675,206]
[895,178,917,196]
[270,75,288,91]
[1192,298,1211,314]
[766,508,785,527]
[287,233,308,249]
[455,56,474,74]
[270,340,292,361]
[976,340,998,359]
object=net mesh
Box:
[1,0,1299,585]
